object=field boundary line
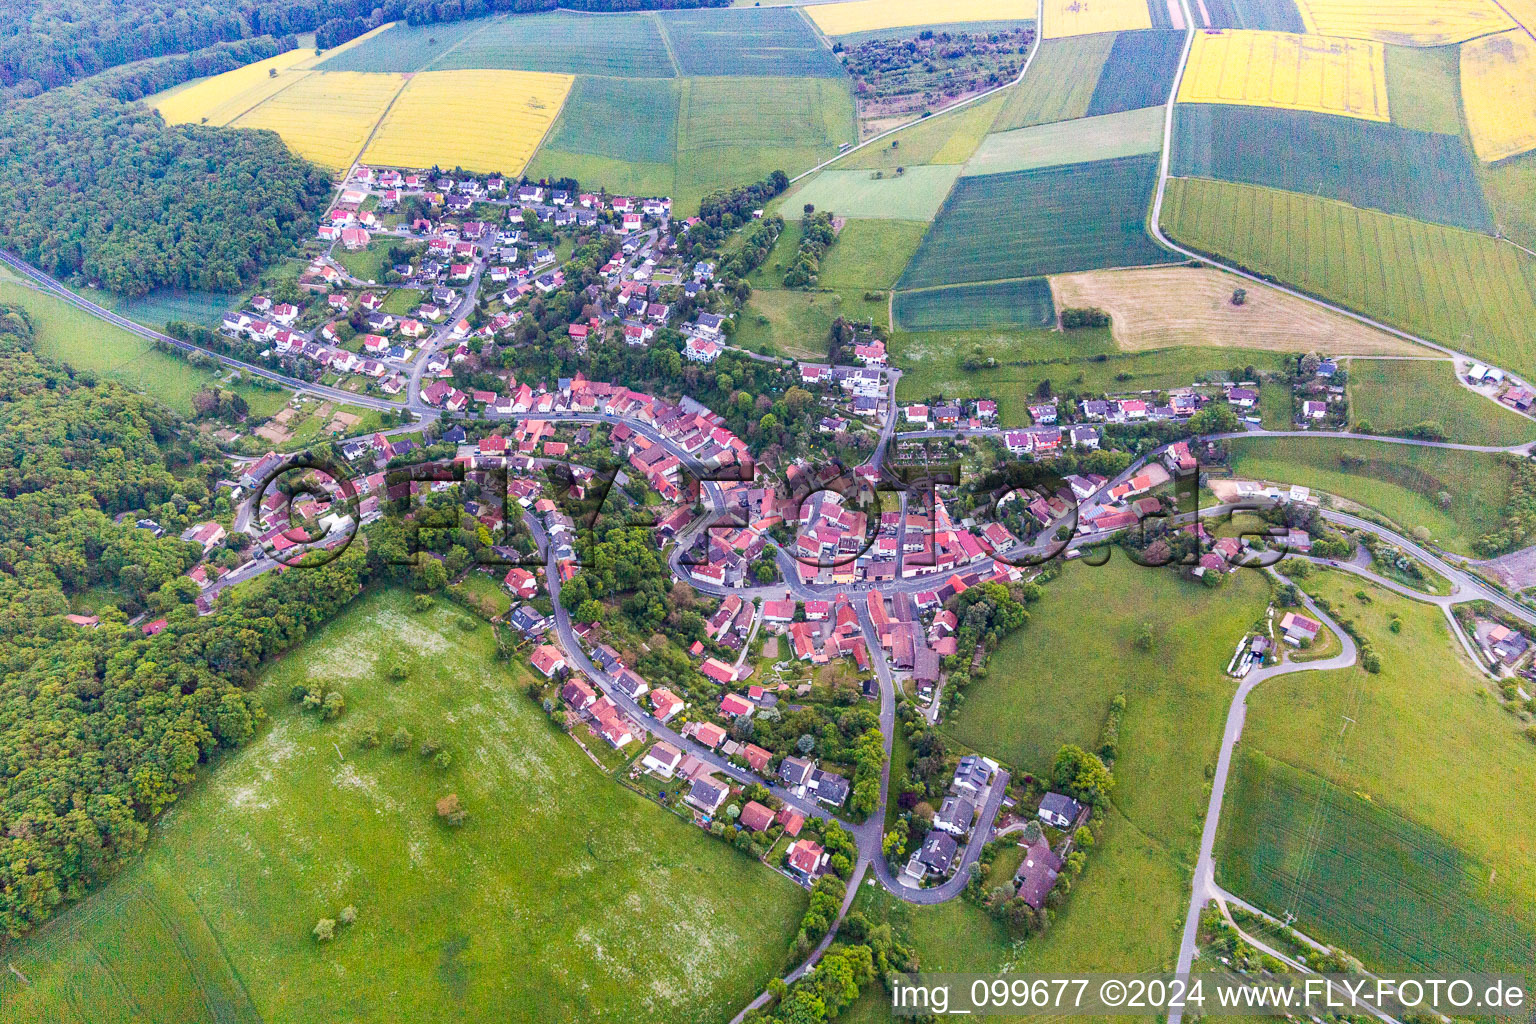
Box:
[419,15,497,72]
[787,0,1046,185]
[221,69,317,129]
[351,74,416,170]
[648,11,682,76]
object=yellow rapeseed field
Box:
[154,48,315,127]
[1461,29,1536,162]
[362,70,573,175]
[1499,0,1536,32]
[1178,29,1390,121]
[233,71,406,170]
[806,0,1036,36]
[1293,0,1516,45]
[1042,0,1153,38]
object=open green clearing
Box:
[536,76,680,164]
[893,329,1286,423]
[0,589,807,1024]
[1225,436,1516,555]
[899,155,1178,290]
[1085,29,1186,116]
[836,93,1007,169]
[893,278,1056,331]
[97,287,236,331]
[528,76,855,214]
[734,287,845,360]
[947,558,1273,862]
[1171,106,1492,232]
[1199,0,1305,31]
[815,219,931,293]
[1160,177,1536,380]
[333,239,400,285]
[992,33,1118,131]
[0,280,282,417]
[1345,358,1536,445]
[312,17,484,72]
[1385,44,1465,135]
[1258,379,1292,429]
[783,165,962,221]
[964,106,1165,176]
[1219,570,1536,976]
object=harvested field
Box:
[1161,177,1536,378]
[898,154,1177,289]
[1049,266,1426,354]
[1178,29,1390,121]
[1171,104,1492,230]
[1461,30,1536,163]
[1043,0,1153,38]
[1085,29,1186,114]
[1293,0,1517,45]
[362,69,572,174]
[232,71,405,170]
[807,0,1036,36]
[965,105,1164,176]
[893,278,1057,331]
[992,33,1119,130]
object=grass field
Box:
[897,154,1177,290]
[1344,358,1536,444]
[1202,0,1307,30]
[992,33,1119,130]
[949,558,1273,878]
[1479,152,1536,250]
[231,70,405,169]
[806,0,1036,35]
[98,287,237,331]
[1085,29,1186,114]
[420,11,676,77]
[0,590,808,1023]
[1293,0,1517,45]
[1460,30,1536,163]
[663,7,844,77]
[0,280,274,416]
[733,287,845,359]
[964,105,1165,176]
[1043,0,1153,37]
[1225,436,1516,554]
[1179,29,1390,121]
[536,76,680,164]
[1160,177,1536,379]
[892,327,1287,423]
[333,239,399,284]
[1219,569,1536,975]
[836,92,1007,168]
[1171,104,1491,230]
[361,69,571,174]
[814,219,931,292]
[781,165,962,220]
[153,47,316,126]
[528,75,855,214]
[1049,266,1426,354]
[1384,43,1464,134]
[893,278,1056,331]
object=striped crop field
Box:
[153,48,315,126]
[1042,0,1153,38]
[1085,29,1187,115]
[1160,177,1536,378]
[231,71,405,170]
[1178,29,1389,121]
[992,33,1119,130]
[1461,30,1536,163]
[1171,104,1492,231]
[893,278,1057,331]
[965,106,1165,176]
[806,0,1036,36]
[362,69,572,174]
[1292,0,1517,45]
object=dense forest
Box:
[0,307,429,938]
[1,0,728,96]
[0,72,332,295]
